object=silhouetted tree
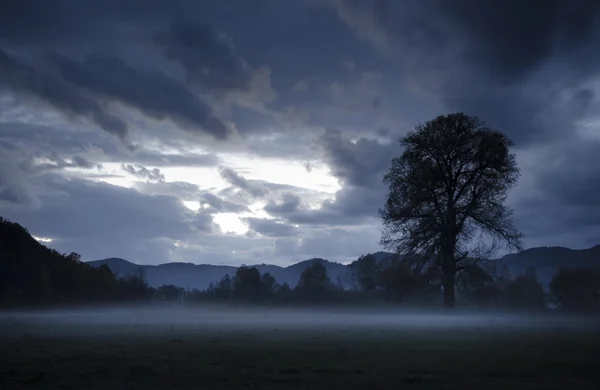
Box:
[502,270,546,310]
[550,267,600,312]
[65,252,82,263]
[273,282,292,303]
[0,217,154,305]
[380,113,523,308]
[117,269,153,301]
[455,259,509,306]
[260,272,277,301]
[233,265,262,302]
[154,284,186,302]
[378,255,438,302]
[351,254,380,293]
[295,261,334,302]
[0,285,25,307]
[214,274,232,300]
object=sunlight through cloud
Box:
[32,235,53,243]
[214,213,249,235]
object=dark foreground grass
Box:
[1,308,599,389]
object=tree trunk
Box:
[442,240,456,309]
[443,271,455,308]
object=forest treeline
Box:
[1,217,599,312]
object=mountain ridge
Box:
[86,256,348,289]
[87,245,600,289]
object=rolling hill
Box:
[87,246,600,290]
[3,215,598,292]
[498,245,600,285]
[86,257,350,290]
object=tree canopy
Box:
[379,113,523,307]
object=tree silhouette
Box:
[380,113,523,308]
[233,265,262,302]
[154,284,186,302]
[550,267,600,311]
[351,254,380,293]
[273,282,292,303]
[502,269,546,309]
[295,261,333,302]
[214,274,232,300]
[0,217,154,305]
[260,272,277,301]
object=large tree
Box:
[379,113,523,308]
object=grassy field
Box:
[1,306,599,389]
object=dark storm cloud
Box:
[0,140,104,208]
[155,21,251,91]
[328,0,600,144]
[0,0,106,45]
[0,50,230,142]
[2,0,599,264]
[0,122,115,162]
[192,211,215,233]
[50,53,230,140]
[263,129,399,226]
[121,164,165,183]
[439,0,600,84]
[319,127,396,187]
[0,2,260,144]
[219,167,268,198]
[1,175,196,240]
[244,217,298,238]
[0,147,34,206]
[0,174,218,263]
[0,0,206,47]
[534,142,600,210]
[200,192,250,213]
[0,50,128,140]
[508,140,600,249]
[265,187,383,227]
[35,152,101,171]
[264,193,302,214]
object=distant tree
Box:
[214,274,232,300]
[379,113,523,308]
[117,270,153,301]
[295,261,334,303]
[550,267,600,312]
[65,252,82,263]
[455,259,509,306]
[154,284,186,302]
[89,264,117,301]
[132,267,146,283]
[260,272,277,301]
[233,265,262,302]
[351,254,380,293]
[502,271,546,310]
[378,255,437,303]
[0,285,25,307]
[273,282,292,303]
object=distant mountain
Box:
[0,217,125,305]
[88,246,600,290]
[285,258,347,278]
[87,257,144,276]
[371,251,395,262]
[497,245,600,285]
[87,257,350,290]
[499,245,600,268]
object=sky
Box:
[0,0,599,266]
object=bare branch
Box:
[380,112,523,307]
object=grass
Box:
[0,307,599,389]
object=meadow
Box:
[1,306,599,389]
